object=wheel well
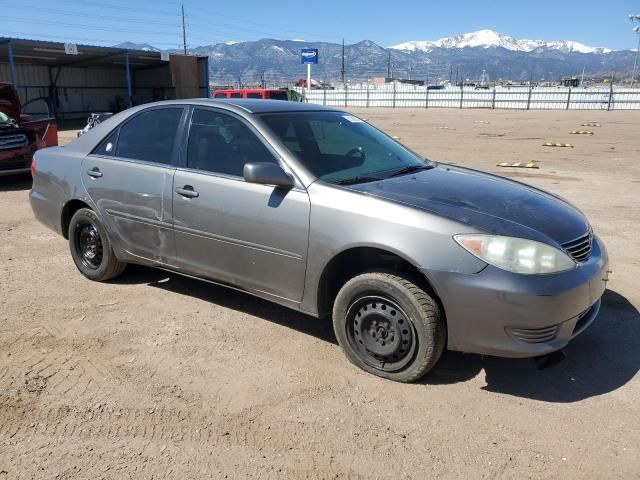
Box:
[61,199,91,239]
[316,247,439,319]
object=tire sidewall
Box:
[333,274,440,382]
[68,208,116,281]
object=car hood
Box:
[346,164,589,245]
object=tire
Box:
[68,208,126,281]
[332,271,445,382]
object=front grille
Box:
[0,133,29,152]
[561,232,593,263]
[508,325,559,343]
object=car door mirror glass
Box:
[243,162,294,188]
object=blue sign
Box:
[301,48,319,64]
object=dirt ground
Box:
[1,108,639,479]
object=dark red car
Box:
[0,82,58,177]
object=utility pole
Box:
[341,39,345,85]
[630,14,640,87]
[181,4,187,55]
[387,51,391,78]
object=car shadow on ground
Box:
[116,266,639,403]
[117,265,338,345]
[0,174,32,192]
[425,289,640,402]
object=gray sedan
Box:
[30,99,609,382]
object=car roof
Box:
[63,98,345,157]
[150,98,342,114]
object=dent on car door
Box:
[172,108,310,304]
[82,107,185,264]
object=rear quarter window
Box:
[92,130,119,156]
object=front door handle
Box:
[175,185,199,198]
[87,167,103,178]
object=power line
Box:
[0,30,181,47]
[36,0,178,16]
[181,1,347,41]
[3,16,172,36]
[1,4,179,27]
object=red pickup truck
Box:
[0,82,58,177]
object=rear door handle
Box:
[175,185,199,198]
[87,167,103,178]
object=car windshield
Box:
[260,111,432,184]
[268,91,288,101]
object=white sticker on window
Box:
[105,142,113,152]
[342,115,364,123]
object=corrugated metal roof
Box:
[0,37,203,69]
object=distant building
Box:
[370,77,425,86]
[561,77,581,87]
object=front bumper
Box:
[0,154,32,177]
[424,235,609,358]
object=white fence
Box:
[299,84,640,110]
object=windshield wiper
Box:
[386,164,434,179]
[334,176,383,185]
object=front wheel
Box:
[68,208,126,281]
[332,272,445,382]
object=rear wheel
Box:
[333,272,445,382]
[68,208,126,281]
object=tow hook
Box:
[533,350,566,370]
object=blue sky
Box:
[2,0,639,50]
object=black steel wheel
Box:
[333,272,445,382]
[346,296,417,372]
[68,208,126,281]
[75,222,103,269]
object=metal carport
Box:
[0,37,209,120]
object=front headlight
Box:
[454,234,576,275]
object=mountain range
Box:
[115,30,635,85]
[391,29,612,55]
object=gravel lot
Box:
[1,108,639,479]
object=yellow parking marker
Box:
[543,142,574,148]
[570,131,594,135]
[497,162,539,169]
[582,123,601,127]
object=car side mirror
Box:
[243,162,294,189]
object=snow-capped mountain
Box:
[112,42,161,52]
[391,29,612,54]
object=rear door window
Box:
[230,93,243,98]
[115,108,183,165]
[247,92,263,99]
